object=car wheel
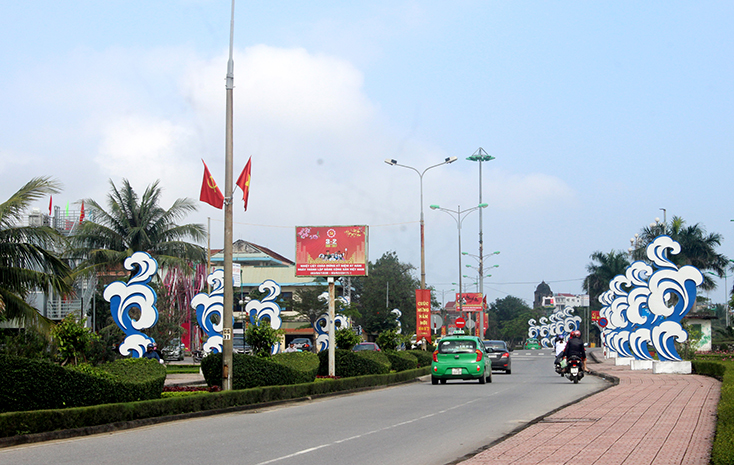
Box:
[440,379,447,384]
[506,368,511,374]
[431,376,438,385]
[479,372,486,384]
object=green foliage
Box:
[583,250,631,310]
[0,177,72,332]
[383,350,418,371]
[245,319,284,357]
[335,327,362,350]
[0,328,54,360]
[0,367,430,439]
[317,349,391,377]
[290,286,328,327]
[51,314,98,366]
[351,251,424,335]
[406,349,433,367]
[200,351,319,389]
[486,296,543,347]
[692,359,734,465]
[376,329,402,351]
[0,355,165,413]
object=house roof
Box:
[210,239,294,266]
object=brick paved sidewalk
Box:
[460,357,721,465]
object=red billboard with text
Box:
[415,289,432,344]
[455,292,483,312]
[295,226,368,276]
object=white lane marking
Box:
[254,390,508,465]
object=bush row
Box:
[0,367,430,440]
[0,355,165,413]
[200,351,320,389]
[696,359,734,465]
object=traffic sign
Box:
[455,317,466,328]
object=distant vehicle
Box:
[353,342,381,352]
[431,335,492,385]
[233,336,252,355]
[483,340,512,374]
[524,338,541,350]
[291,337,313,352]
[162,338,185,361]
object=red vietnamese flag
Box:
[48,196,52,216]
[199,160,224,209]
[79,200,85,223]
[235,157,252,211]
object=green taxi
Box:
[431,335,492,384]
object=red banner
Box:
[295,226,368,276]
[591,310,600,322]
[415,289,432,344]
[455,292,483,312]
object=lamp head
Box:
[445,156,458,164]
[430,205,440,210]
[384,159,397,166]
[479,203,488,208]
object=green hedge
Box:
[0,356,165,413]
[383,350,418,372]
[406,350,433,368]
[317,349,390,377]
[698,359,734,465]
[0,366,430,440]
[200,352,320,389]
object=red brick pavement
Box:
[459,357,720,465]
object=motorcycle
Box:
[565,355,584,384]
[554,356,565,376]
[192,350,203,364]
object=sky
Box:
[2,1,734,307]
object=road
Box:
[0,351,608,465]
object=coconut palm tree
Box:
[632,216,728,291]
[68,179,206,277]
[0,177,72,330]
[582,250,631,310]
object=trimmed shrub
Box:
[317,349,391,377]
[707,360,734,465]
[0,367,430,439]
[200,352,319,389]
[0,355,165,413]
[383,350,418,372]
[407,350,433,368]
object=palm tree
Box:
[632,216,728,291]
[69,179,206,277]
[582,250,631,310]
[0,177,72,330]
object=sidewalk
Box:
[460,354,721,465]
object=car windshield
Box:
[354,343,374,351]
[484,342,506,351]
[438,339,477,354]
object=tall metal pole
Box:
[222,0,235,391]
[384,157,457,289]
[328,277,336,376]
[467,148,495,338]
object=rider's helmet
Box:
[572,330,581,338]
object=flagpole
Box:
[222,0,235,391]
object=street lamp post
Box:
[467,148,495,337]
[430,203,488,330]
[385,157,458,289]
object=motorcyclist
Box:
[562,330,588,372]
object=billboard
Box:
[455,292,483,312]
[295,225,368,277]
[415,289,432,343]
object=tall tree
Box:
[582,250,631,310]
[632,216,728,291]
[352,251,421,335]
[0,177,72,330]
[69,179,207,276]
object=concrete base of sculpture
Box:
[614,357,633,366]
[630,360,654,370]
[652,360,691,374]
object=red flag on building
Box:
[235,157,252,211]
[48,196,52,216]
[79,200,85,223]
[200,160,224,209]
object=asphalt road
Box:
[0,351,608,465]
